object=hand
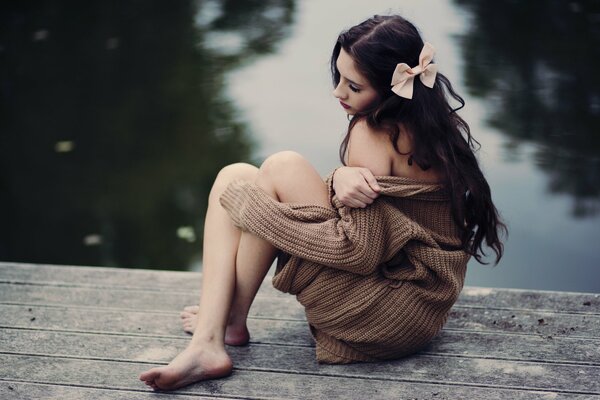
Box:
[332,167,381,208]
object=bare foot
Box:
[139,343,233,391]
[180,305,250,346]
[180,306,201,334]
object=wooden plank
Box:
[0,381,219,400]
[0,354,594,399]
[1,328,599,394]
[2,304,600,365]
[428,330,599,365]
[3,280,599,326]
[2,263,599,398]
[0,283,305,319]
[1,284,598,340]
[459,287,599,314]
[446,307,598,338]
[0,262,277,295]
[2,302,597,341]
[0,304,312,346]
[0,262,202,290]
[2,263,599,313]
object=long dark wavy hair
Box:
[331,15,507,264]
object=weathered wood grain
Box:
[446,307,598,338]
[2,262,599,399]
[2,306,600,366]
[1,354,595,399]
[2,302,597,341]
[1,283,597,344]
[0,262,273,294]
[2,262,599,313]
[0,381,219,400]
[458,287,600,314]
[0,283,305,319]
[0,262,201,288]
[0,304,312,346]
[3,282,599,326]
[2,328,599,394]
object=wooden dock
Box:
[0,262,598,399]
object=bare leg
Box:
[182,151,330,334]
[182,226,280,344]
[139,152,330,391]
[228,151,330,328]
[139,163,258,390]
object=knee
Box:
[259,151,306,178]
[210,163,258,201]
[217,162,259,181]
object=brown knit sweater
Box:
[219,171,470,364]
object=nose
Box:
[332,81,346,99]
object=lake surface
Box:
[1,0,599,292]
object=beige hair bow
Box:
[390,42,438,99]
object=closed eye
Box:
[349,84,361,93]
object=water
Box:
[1,0,599,292]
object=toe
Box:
[184,305,200,313]
[140,368,161,382]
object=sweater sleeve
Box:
[219,179,394,276]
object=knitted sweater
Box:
[219,171,470,364]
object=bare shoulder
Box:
[346,119,393,176]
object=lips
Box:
[339,101,351,109]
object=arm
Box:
[219,179,396,276]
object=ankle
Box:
[227,314,248,329]
[191,331,224,346]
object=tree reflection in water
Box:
[455,0,600,217]
[0,0,296,269]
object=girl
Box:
[140,14,505,391]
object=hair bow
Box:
[390,42,438,99]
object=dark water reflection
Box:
[2,0,600,285]
[455,0,600,217]
[0,0,295,269]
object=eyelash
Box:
[349,84,361,93]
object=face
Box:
[332,48,379,115]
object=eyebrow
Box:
[345,76,363,87]
[336,59,366,87]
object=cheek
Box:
[355,91,379,110]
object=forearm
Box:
[219,179,386,275]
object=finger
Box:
[339,198,365,208]
[341,186,372,207]
[360,169,382,192]
[347,188,370,206]
[349,200,367,208]
[351,181,378,201]
[357,186,378,201]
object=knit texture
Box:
[219,171,470,364]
